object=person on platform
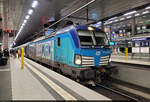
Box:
[4,49,9,57]
[13,50,16,58]
[18,49,21,58]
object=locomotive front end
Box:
[75,26,112,67]
[74,26,112,83]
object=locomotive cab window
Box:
[57,37,61,46]
[78,30,108,46]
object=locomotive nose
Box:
[80,49,111,67]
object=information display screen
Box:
[109,41,115,46]
[141,42,149,47]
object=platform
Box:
[6,57,111,101]
[111,54,150,66]
[0,59,12,100]
[111,54,150,95]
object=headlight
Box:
[109,58,112,62]
[74,55,82,65]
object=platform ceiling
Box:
[1,0,150,46]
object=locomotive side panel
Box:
[35,38,54,66]
[54,32,76,68]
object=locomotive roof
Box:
[56,25,103,34]
[30,25,103,43]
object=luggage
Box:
[0,57,8,65]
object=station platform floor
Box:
[111,54,150,66]
[0,57,112,101]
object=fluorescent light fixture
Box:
[104,23,108,25]
[143,16,146,18]
[135,13,140,16]
[124,11,136,16]
[97,21,102,24]
[139,21,143,23]
[24,20,27,23]
[109,21,113,23]
[108,17,118,20]
[22,23,25,26]
[32,1,38,8]
[20,27,23,31]
[145,6,150,9]
[142,26,146,29]
[114,19,118,22]
[146,20,150,22]
[28,9,33,15]
[25,15,30,19]
[127,16,132,19]
[120,18,125,20]
[142,11,149,14]
[20,25,23,28]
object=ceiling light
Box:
[22,23,25,26]
[127,16,132,19]
[145,6,150,9]
[25,15,30,19]
[19,28,21,32]
[120,18,125,20]
[142,11,149,14]
[108,17,118,20]
[135,13,140,16]
[24,20,27,23]
[32,1,38,8]
[105,22,109,24]
[19,29,22,33]
[139,21,143,23]
[114,19,118,22]
[109,21,113,23]
[28,9,33,15]
[97,21,101,24]
[20,26,23,30]
[124,11,136,16]
[146,20,150,22]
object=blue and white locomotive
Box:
[24,25,112,84]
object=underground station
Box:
[0,0,150,101]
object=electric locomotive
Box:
[24,25,112,85]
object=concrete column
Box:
[2,32,9,50]
[131,17,136,36]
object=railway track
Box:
[95,83,139,101]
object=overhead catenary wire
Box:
[45,0,96,30]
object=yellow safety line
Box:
[126,48,128,61]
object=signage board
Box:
[141,47,149,53]
[109,42,115,46]
[132,47,140,53]
[132,37,150,41]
